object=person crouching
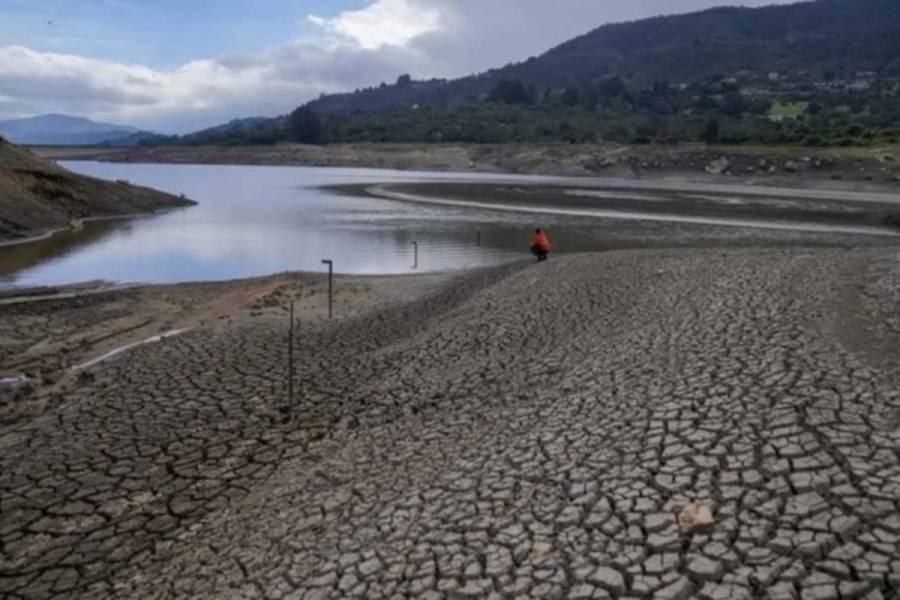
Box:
[530,228,551,262]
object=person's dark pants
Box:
[531,245,548,261]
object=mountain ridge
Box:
[81,0,900,147]
[306,0,900,114]
[0,114,145,146]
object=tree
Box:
[396,74,412,87]
[288,106,326,144]
[718,93,744,118]
[702,119,720,144]
[597,76,627,100]
[561,86,580,107]
[581,84,600,111]
[488,79,530,105]
[639,81,676,116]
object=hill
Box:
[0,114,143,146]
[172,117,286,146]
[153,0,900,148]
[308,0,900,114]
[0,137,194,243]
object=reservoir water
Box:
[0,163,546,288]
[1,162,896,289]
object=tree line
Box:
[278,75,899,147]
[147,75,899,148]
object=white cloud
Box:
[0,42,413,132]
[309,0,443,50]
[0,0,802,132]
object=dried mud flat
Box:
[1,248,900,599]
[33,143,900,194]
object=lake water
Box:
[0,163,554,288]
[1,162,896,289]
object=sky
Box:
[0,0,800,134]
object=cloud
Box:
[398,0,803,78]
[309,0,443,50]
[0,0,801,132]
[0,42,414,133]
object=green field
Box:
[769,101,809,118]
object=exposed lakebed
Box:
[1,162,898,288]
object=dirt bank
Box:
[355,180,900,235]
[35,141,900,192]
[0,138,194,243]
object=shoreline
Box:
[0,267,456,304]
[0,140,196,246]
[366,183,900,238]
[0,207,190,248]
[32,142,900,195]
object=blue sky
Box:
[0,0,361,67]
[0,0,800,133]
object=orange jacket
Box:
[531,231,551,252]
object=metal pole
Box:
[288,299,295,421]
[321,260,333,319]
[413,241,419,270]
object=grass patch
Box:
[769,101,809,118]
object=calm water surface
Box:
[3,162,893,289]
[0,163,553,288]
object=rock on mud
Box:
[705,157,731,175]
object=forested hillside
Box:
[308,0,900,114]
[150,0,900,147]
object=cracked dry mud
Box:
[2,248,900,599]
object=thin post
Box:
[288,299,295,421]
[413,241,419,270]
[321,259,333,319]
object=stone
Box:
[679,503,714,533]
[706,157,731,175]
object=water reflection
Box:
[0,163,536,287]
[1,162,892,289]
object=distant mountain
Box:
[130,117,286,148]
[307,0,900,114]
[0,114,143,146]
